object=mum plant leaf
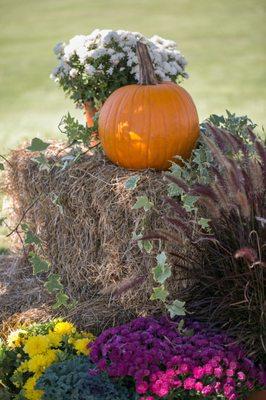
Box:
[132,195,154,211]
[27,138,50,152]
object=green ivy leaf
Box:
[51,194,64,215]
[150,286,169,302]
[132,196,154,212]
[24,230,41,246]
[32,154,51,172]
[52,291,69,309]
[143,240,153,254]
[44,274,63,293]
[124,175,140,190]
[152,263,171,284]
[156,251,167,266]
[198,217,211,230]
[182,194,198,212]
[27,138,50,152]
[30,253,50,274]
[166,299,186,318]
[177,318,185,333]
[0,163,4,171]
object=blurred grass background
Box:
[0,0,265,250]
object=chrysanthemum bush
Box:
[0,320,95,400]
[89,316,265,399]
[51,29,188,106]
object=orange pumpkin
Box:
[99,42,199,170]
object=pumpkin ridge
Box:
[165,85,182,166]
[159,85,171,168]
[170,84,197,158]
[101,88,124,158]
[114,86,138,166]
[102,90,121,162]
[145,86,152,168]
[127,85,142,168]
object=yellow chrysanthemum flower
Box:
[53,321,75,335]
[27,350,57,373]
[16,360,29,373]
[82,331,95,341]
[24,335,50,357]
[7,329,27,348]
[73,338,91,355]
[23,375,43,400]
[47,331,62,347]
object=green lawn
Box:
[0,0,265,250]
[0,0,265,155]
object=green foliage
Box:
[21,224,41,246]
[150,252,186,317]
[36,356,135,400]
[167,300,186,318]
[58,112,98,145]
[124,175,140,190]
[132,195,154,212]
[44,274,64,293]
[29,252,50,274]
[150,285,169,302]
[31,153,52,172]
[22,222,71,309]
[152,252,171,284]
[206,109,257,137]
[52,292,70,309]
[27,138,50,152]
[0,163,5,171]
[168,111,259,228]
[132,231,153,254]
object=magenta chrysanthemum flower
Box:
[89,316,265,399]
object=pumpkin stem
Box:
[136,41,158,85]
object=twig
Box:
[55,140,76,157]
[6,194,43,237]
[0,154,13,168]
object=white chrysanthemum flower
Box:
[69,68,78,78]
[110,53,124,65]
[51,29,188,104]
[91,48,107,59]
[101,31,119,45]
[53,42,65,56]
[63,35,88,60]
[85,64,96,75]
[106,66,114,75]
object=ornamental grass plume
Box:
[159,121,266,363]
[90,316,265,399]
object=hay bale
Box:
[0,254,54,338]
[2,145,185,331]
